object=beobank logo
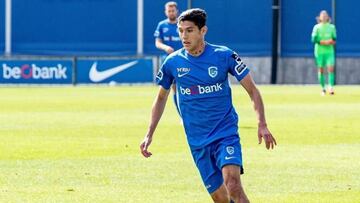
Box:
[180,83,223,95]
[2,63,67,80]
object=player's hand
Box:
[320,40,329,45]
[166,47,174,54]
[258,124,277,150]
[140,135,153,158]
[320,39,335,45]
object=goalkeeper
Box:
[311,10,337,95]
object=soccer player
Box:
[141,8,276,203]
[311,10,337,95]
[154,1,183,113]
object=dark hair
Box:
[178,8,207,30]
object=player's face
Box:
[178,21,207,52]
[165,6,178,22]
[319,11,329,23]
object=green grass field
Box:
[0,85,359,203]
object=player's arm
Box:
[329,25,337,45]
[320,39,336,45]
[140,86,170,158]
[311,26,320,44]
[240,74,277,150]
[155,38,174,54]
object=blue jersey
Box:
[156,43,250,149]
[154,19,182,52]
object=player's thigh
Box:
[214,135,244,173]
[324,53,335,68]
[315,54,326,68]
[190,146,224,194]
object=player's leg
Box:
[327,66,335,94]
[222,165,249,203]
[214,135,248,203]
[318,68,326,95]
[190,145,228,203]
[316,54,326,95]
[326,53,335,95]
[210,184,230,203]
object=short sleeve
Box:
[227,51,250,81]
[311,25,319,43]
[154,23,163,39]
[332,25,337,40]
[156,59,174,89]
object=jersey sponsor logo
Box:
[2,63,67,80]
[179,83,223,95]
[208,66,218,78]
[226,146,234,155]
[171,36,181,41]
[177,67,191,78]
[232,53,247,75]
[164,36,181,42]
[89,61,138,82]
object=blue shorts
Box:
[190,135,244,194]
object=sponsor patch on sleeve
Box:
[231,52,247,75]
[156,69,163,80]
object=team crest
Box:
[226,146,234,155]
[208,66,218,78]
[163,27,169,33]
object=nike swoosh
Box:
[178,72,189,78]
[225,156,236,160]
[89,61,138,82]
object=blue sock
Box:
[230,200,234,203]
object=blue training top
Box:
[156,42,250,149]
[154,19,183,52]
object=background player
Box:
[142,8,276,203]
[311,10,337,95]
[154,1,183,113]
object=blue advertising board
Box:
[76,58,154,84]
[0,0,4,55]
[11,0,137,55]
[0,60,73,84]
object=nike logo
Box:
[178,72,189,78]
[225,156,236,160]
[89,61,138,82]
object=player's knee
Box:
[225,176,241,196]
[211,193,229,203]
[211,189,229,203]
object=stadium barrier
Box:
[0,58,73,84]
[0,56,156,85]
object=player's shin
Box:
[318,72,325,90]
